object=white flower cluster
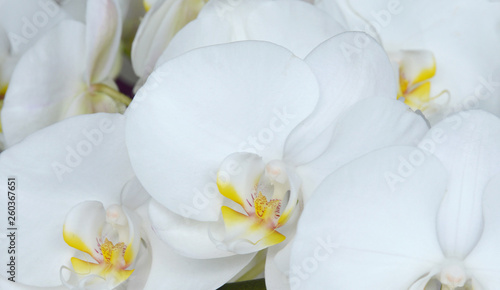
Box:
[0,0,499,289]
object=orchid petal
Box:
[84,0,122,84]
[464,174,500,287]
[265,228,299,290]
[131,0,206,80]
[0,113,133,286]
[0,0,67,55]
[157,0,344,65]
[138,205,256,290]
[126,41,318,221]
[120,177,151,210]
[426,111,500,259]
[290,147,446,289]
[0,26,8,62]
[1,20,86,147]
[297,98,428,201]
[284,32,397,165]
[0,277,65,290]
[59,0,86,23]
[265,244,292,290]
[244,0,344,58]
[148,200,235,259]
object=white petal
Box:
[426,111,500,259]
[1,20,86,147]
[157,0,344,65]
[148,200,235,259]
[59,0,86,23]
[0,25,8,61]
[290,147,446,289]
[120,177,151,210]
[126,41,318,221]
[84,0,122,84]
[464,174,500,287]
[131,0,205,79]
[0,113,134,286]
[0,277,65,290]
[284,32,397,165]
[244,0,344,58]
[265,236,297,290]
[297,98,428,201]
[0,0,67,55]
[139,204,256,290]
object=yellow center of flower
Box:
[214,157,299,253]
[67,237,134,286]
[254,192,281,221]
[100,238,126,265]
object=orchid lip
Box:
[62,202,140,288]
[213,153,300,254]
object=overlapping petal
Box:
[1,20,86,147]
[126,41,319,222]
[148,200,234,259]
[296,97,428,201]
[138,204,256,290]
[0,0,67,55]
[465,174,500,287]
[284,32,397,165]
[290,147,446,289]
[131,0,206,81]
[85,0,122,84]
[423,111,500,259]
[156,0,345,65]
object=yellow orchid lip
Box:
[62,202,140,288]
[215,154,299,252]
[69,237,134,284]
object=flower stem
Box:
[92,84,132,106]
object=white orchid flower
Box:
[0,113,148,288]
[131,0,346,90]
[291,110,500,289]
[126,32,429,288]
[1,0,131,148]
[314,0,500,122]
